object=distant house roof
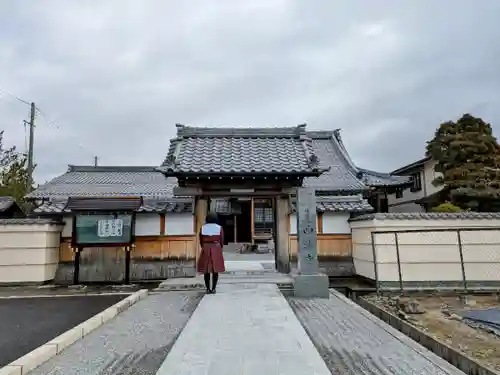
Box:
[391,156,432,175]
[357,168,412,188]
[158,124,326,177]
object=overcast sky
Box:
[1,1,500,183]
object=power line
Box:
[0,87,31,106]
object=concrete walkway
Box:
[156,283,331,375]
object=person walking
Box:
[197,211,225,294]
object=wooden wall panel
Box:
[288,234,352,258]
[58,235,197,262]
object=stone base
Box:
[293,273,329,299]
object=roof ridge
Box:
[175,124,308,138]
[67,165,160,173]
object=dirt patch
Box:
[365,293,500,372]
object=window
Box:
[410,172,422,192]
[395,188,403,199]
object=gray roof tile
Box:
[159,124,324,175]
[33,198,192,214]
[304,130,410,192]
[26,166,177,200]
[292,195,373,213]
[350,212,500,221]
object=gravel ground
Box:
[0,295,125,367]
[30,291,203,375]
[288,290,465,375]
[365,293,500,372]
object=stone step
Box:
[155,274,294,291]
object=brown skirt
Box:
[197,243,225,273]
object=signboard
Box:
[75,214,133,245]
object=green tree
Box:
[0,130,33,209]
[426,114,500,211]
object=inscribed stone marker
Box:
[296,187,318,275]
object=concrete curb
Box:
[357,296,499,375]
[0,289,149,375]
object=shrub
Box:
[430,202,465,212]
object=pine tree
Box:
[426,114,500,211]
[0,131,33,208]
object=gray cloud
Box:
[1,0,499,183]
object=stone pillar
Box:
[275,197,290,273]
[293,187,329,298]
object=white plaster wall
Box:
[322,213,351,234]
[422,159,444,197]
[62,216,73,237]
[351,217,500,283]
[166,213,194,235]
[135,213,161,236]
[0,222,63,284]
[290,214,298,234]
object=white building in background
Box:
[387,156,442,212]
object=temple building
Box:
[25,124,410,284]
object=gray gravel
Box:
[288,290,466,375]
[31,291,203,375]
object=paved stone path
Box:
[289,289,466,375]
[30,292,202,375]
[156,283,331,375]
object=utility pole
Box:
[94,156,98,166]
[26,102,35,191]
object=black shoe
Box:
[211,289,216,294]
[206,289,213,294]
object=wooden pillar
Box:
[160,214,166,235]
[275,197,290,273]
[124,246,131,284]
[73,247,81,285]
[317,213,323,234]
[250,198,255,245]
[195,197,208,261]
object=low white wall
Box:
[289,212,350,234]
[166,213,194,235]
[0,219,63,284]
[351,213,500,285]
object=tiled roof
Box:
[26,166,177,200]
[0,197,15,212]
[158,124,325,176]
[303,131,366,192]
[291,195,373,213]
[349,212,500,221]
[304,130,410,192]
[66,197,143,211]
[357,168,412,187]
[33,198,193,214]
